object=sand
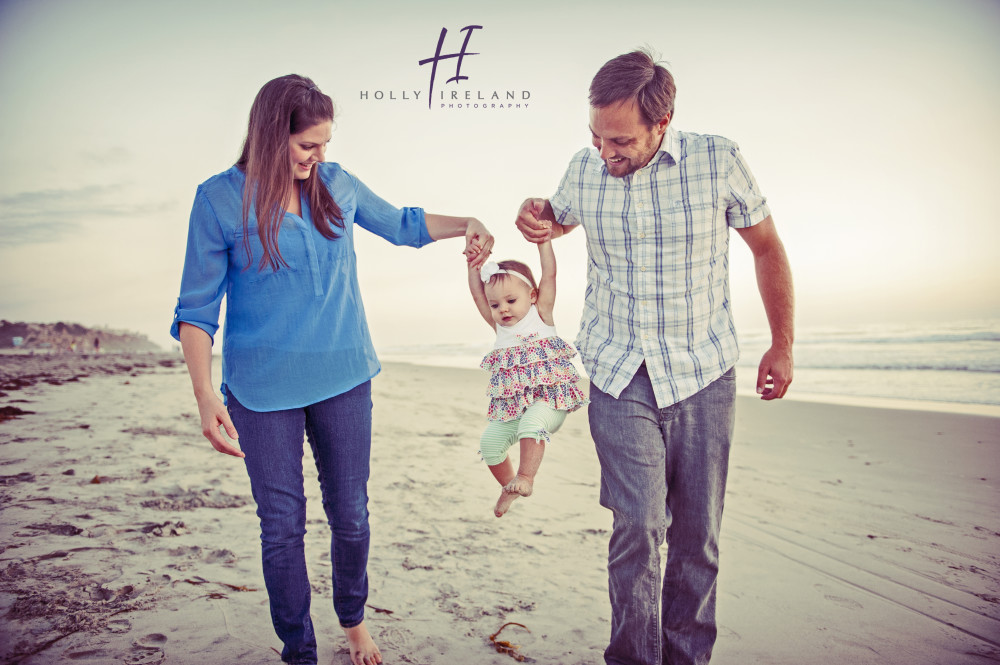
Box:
[0,353,997,664]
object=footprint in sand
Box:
[375,624,413,652]
[138,634,168,645]
[124,634,167,665]
[814,583,863,610]
[824,594,863,610]
[106,617,132,633]
[65,648,115,661]
[204,548,238,565]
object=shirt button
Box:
[639,232,646,239]
[640,266,647,272]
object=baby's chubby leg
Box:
[496,437,543,517]
[480,421,521,516]
[480,421,519,486]
[503,438,545,497]
[487,457,516,487]
[503,405,568,498]
[479,420,519,485]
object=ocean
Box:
[378,319,1000,415]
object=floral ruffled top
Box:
[480,305,588,422]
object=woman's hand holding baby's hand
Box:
[464,218,494,270]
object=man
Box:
[515,50,793,665]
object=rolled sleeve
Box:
[350,173,431,247]
[170,187,229,342]
[725,144,770,229]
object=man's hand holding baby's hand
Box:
[516,198,557,244]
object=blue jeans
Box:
[227,383,373,665]
[589,365,735,665]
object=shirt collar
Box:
[655,124,680,166]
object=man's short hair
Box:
[589,49,676,127]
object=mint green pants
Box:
[479,402,568,465]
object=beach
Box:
[0,354,997,664]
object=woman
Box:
[170,74,492,665]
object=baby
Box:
[467,240,587,517]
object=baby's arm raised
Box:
[468,260,497,330]
[535,241,557,325]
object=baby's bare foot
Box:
[342,621,382,665]
[494,487,521,517]
[503,474,534,497]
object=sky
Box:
[1,0,999,353]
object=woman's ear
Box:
[530,288,538,303]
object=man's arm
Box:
[515,198,577,244]
[735,216,794,400]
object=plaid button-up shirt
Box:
[550,125,770,407]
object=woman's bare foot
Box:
[494,487,521,517]
[342,621,382,665]
[503,474,534,497]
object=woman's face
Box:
[289,120,332,180]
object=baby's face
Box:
[484,277,536,327]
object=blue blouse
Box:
[170,163,432,411]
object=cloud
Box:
[0,218,78,246]
[1,184,122,208]
[80,147,133,165]
[0,184,176,246]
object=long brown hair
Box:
[236,74,344,272]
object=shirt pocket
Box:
[232,222,303,283]
[665,198,724,254]
[672,197,718,224]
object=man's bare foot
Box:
[503,474,534,497]
[494,487,521,517]
[342,621,382,665]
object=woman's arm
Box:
[348,173,494,266]
[425,213,495,269]
[178,322,243,458]
[468,262,497,330]
[534,241,557,325]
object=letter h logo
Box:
[418,25,483,109]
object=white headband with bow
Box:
[480,261,533,288]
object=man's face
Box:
[589,100,669,178]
